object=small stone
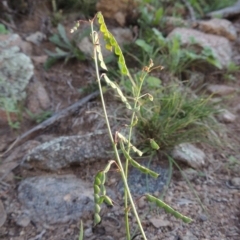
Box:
[231,177,240,188]
[199,213,208,222]
[84,227,93,237]
[31,55,48,64]
[137,196,146,209]
[149,217,171,228]
[181,168,198,180]
[0,162,17,182]
[206,84,236,96]
[217,109,236,123]
[171,143,205,169]
[182,230,198,240]
[26,78,51,114]
[16,215,30,227]
[26,31,46,45]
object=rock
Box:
[96,0,138,26]
[198,18,237,41]
[0,200,7,227]
[0,162,18,183]
[26,78,51,114]
[116,160,169,196]
[181,168,199,181]
[0,33,34,124]
[182,230,198,240]
[78,28,133,58]
[188,71,205,88]
[15,214,30,227]
[23,133,111,171]
[206,84,236,96]
[31,55,48,64]
[4,140,40,163]
[230,177,240,188]
[217,109,236,123]
[167,28,232,68]
[25,31,46,45]
[18,175,94,224]
[149,217,171,228]
[0,33,32,55]
[171,143,205,169]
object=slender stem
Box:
[90,22,147,240]
[124,71,148,239]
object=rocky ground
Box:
[0,1,240,240]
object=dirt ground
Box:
[0,3,240,240]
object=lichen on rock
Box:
[0,34,34,112]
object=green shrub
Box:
[137,83,220,152]
[44,23,87,69]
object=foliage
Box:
[74,12,193,240]
[137,83,220,152]
[0,24,9,34]
[54,0,97,16]
[188,0,238,16]
[224,62,240,81]
[138,0,238,22]
[128,28,221,76]
[0,96,21,129]
[44,23,87,70]
[25,109,53,123]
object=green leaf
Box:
[49,34,69,49]
[97,12,129,75]
[94,185,101,194]
[103,74,132,109]
[44,57,59,70]
[94,213,101,226]
[120,141,159,179]
[146,194,192,223]
[95,204,101,213]
[78,221,84,240]
[117,132,143,156]
[145,76,161,88]
[0,24,9,34]
[103,160,115,173]
[153,7,164,25]
[94,172,103,185]
[57,24,72,48]
[103,195,113,206]
[135,39,153,55]
[150,139,160,150]
[94,32,108,71]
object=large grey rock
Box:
[167,28,232,68]
[0,34,34,120]
[171,143,205,169]
[23,133,111,171]
[18,175,94,224]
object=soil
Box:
[0,3,240,240]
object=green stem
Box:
[90,23,147,240]
[124,71,148,239]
